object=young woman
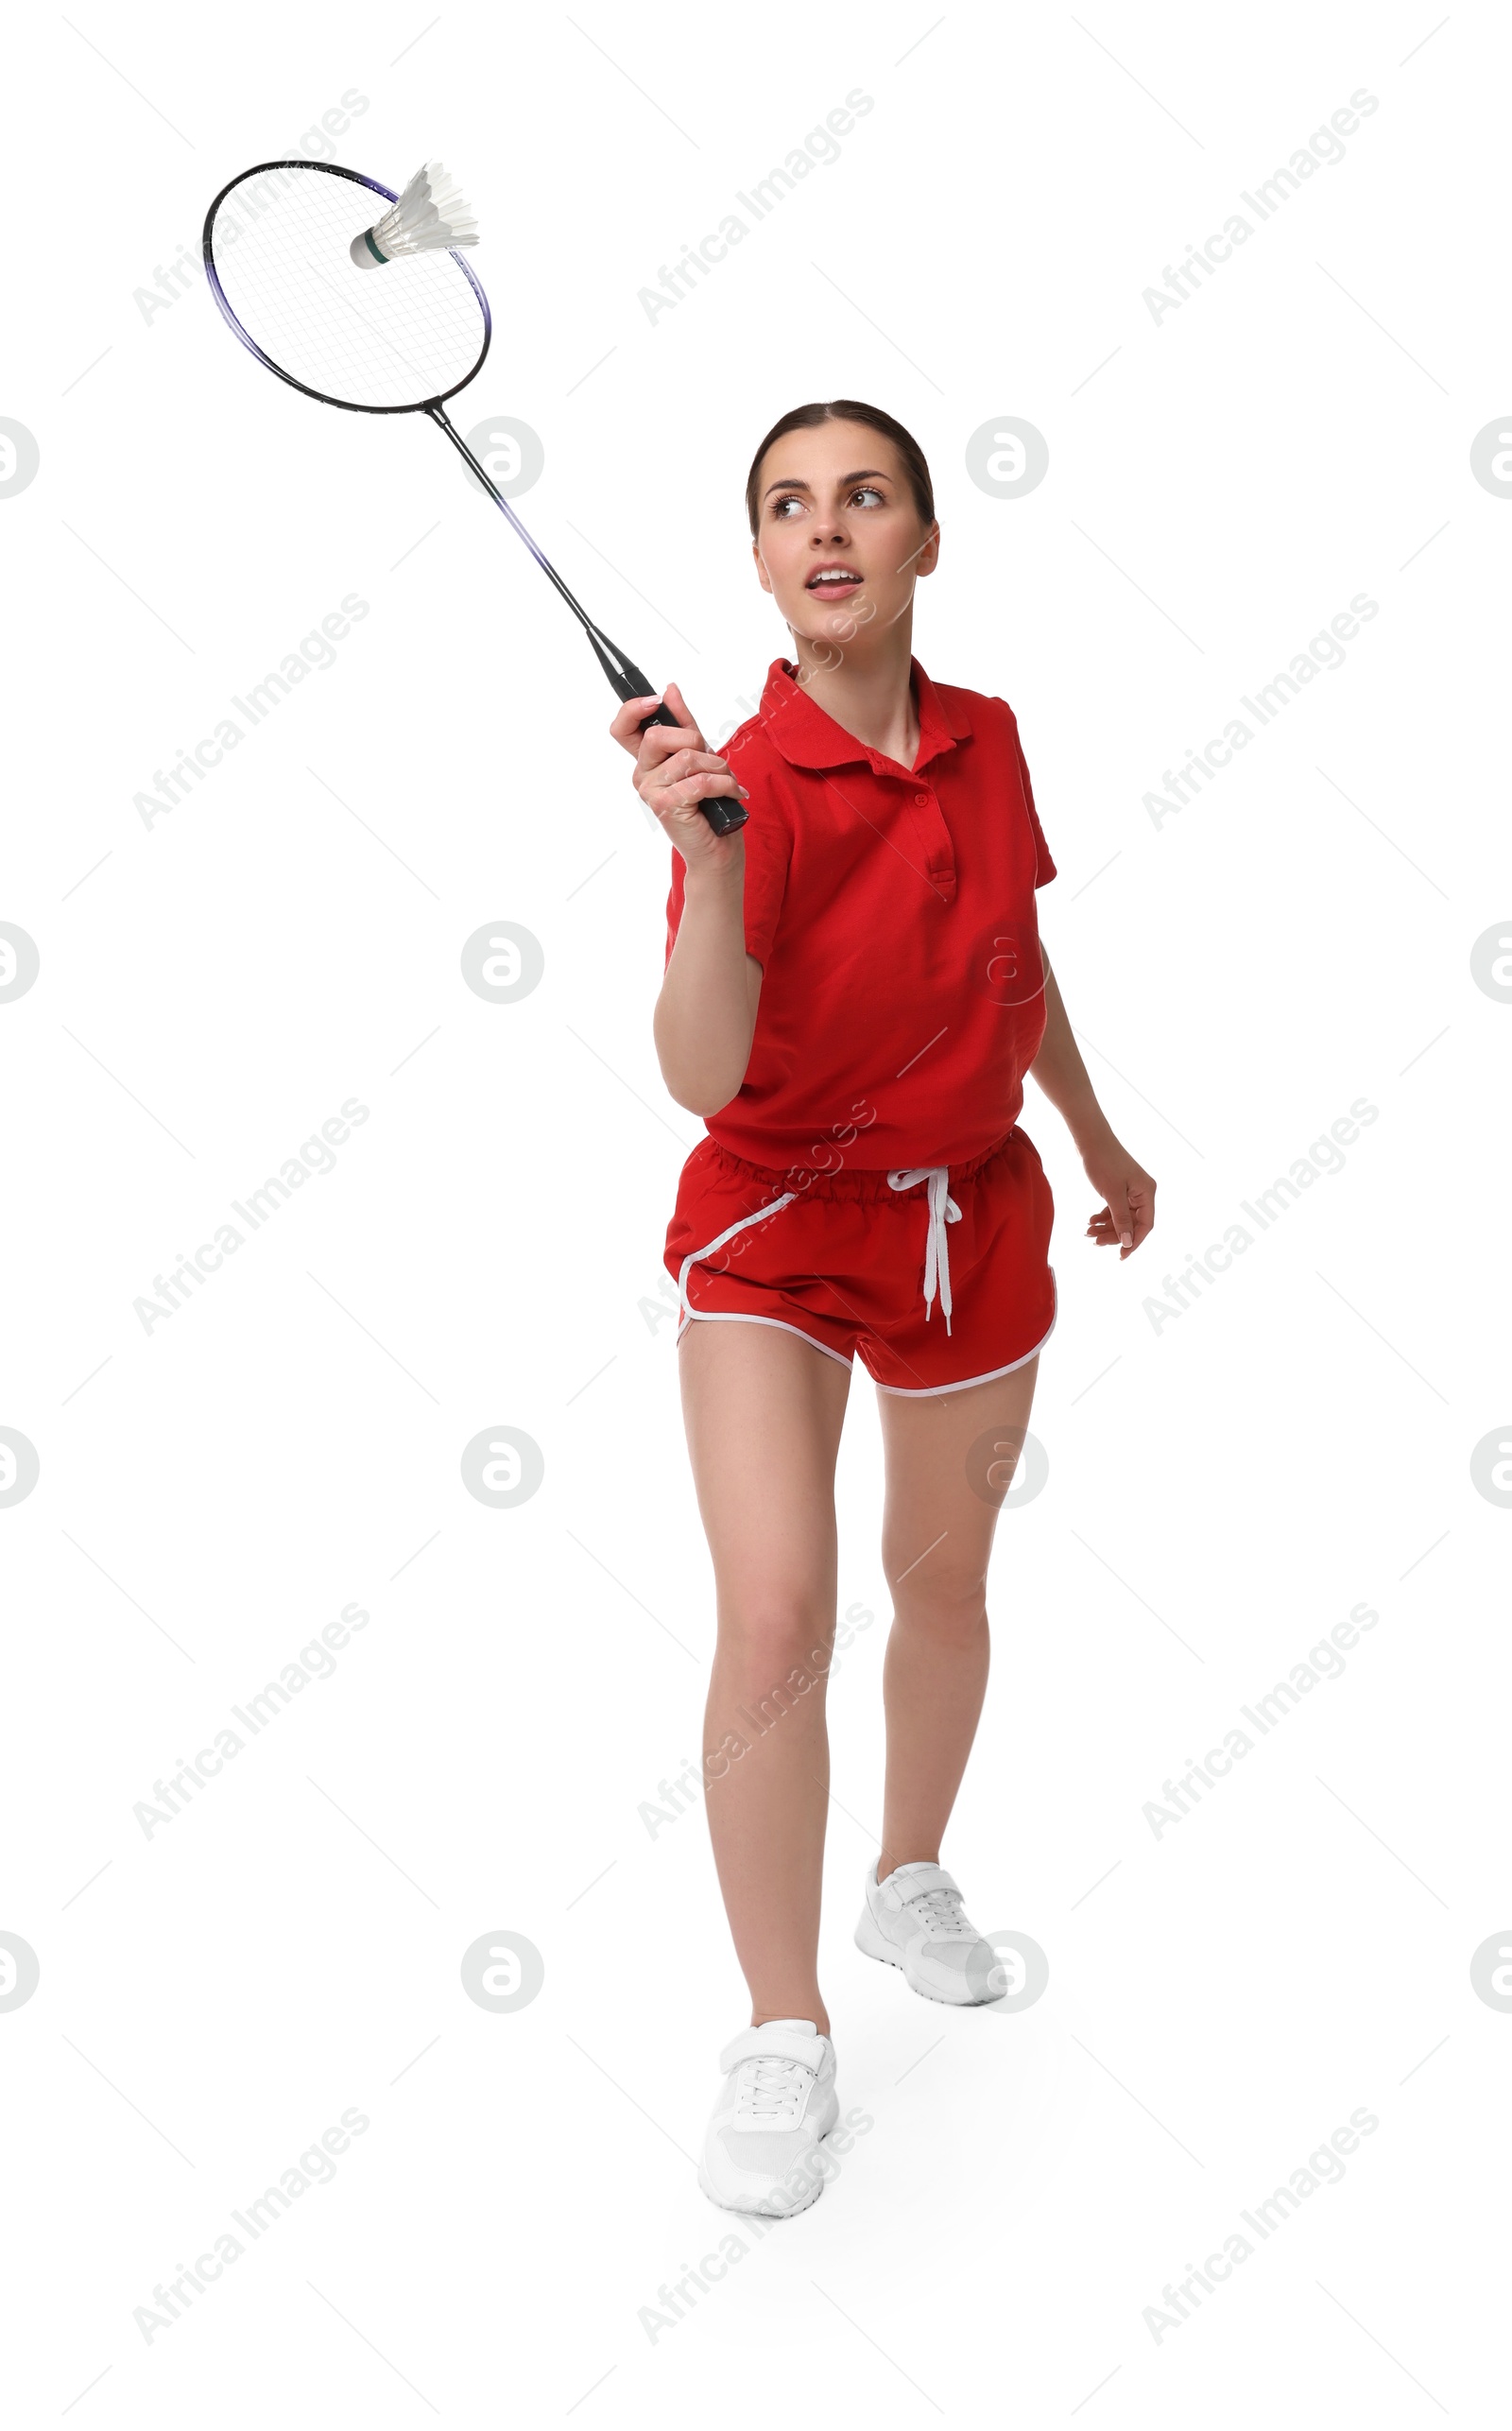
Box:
[610,400,1156,2218]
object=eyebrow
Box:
[762,467,893,499]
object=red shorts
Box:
[664,1127,1057,1395]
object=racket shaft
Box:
[427,405,746,834]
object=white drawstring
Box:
[886,1166,961,1333]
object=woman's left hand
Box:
[1081,1133,1157,1257]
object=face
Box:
[751,421,938,655]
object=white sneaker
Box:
[854,1860,1007,2006]
[698,2018,840,2216]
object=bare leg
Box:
[679,1319,852,2032]
[873,1357,1040,1884]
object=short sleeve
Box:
[1009,711,1057,888]
[662,742,792,971]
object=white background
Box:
[2,1,1508,2422]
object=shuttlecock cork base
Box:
[350,161,479,268]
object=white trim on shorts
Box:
[677,1200,1057,1392]
[675,1308,855,1370]
[871,1273,1058,1397]
[677,1192,855,1371]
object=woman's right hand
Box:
[609,681,749,871]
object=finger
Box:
[1087,1202,1138,1251]
[650,749,743,781]
[660,681,710,751]
[661,679,701,733]
[1098,1179,1133,1253]
[636,722,708,777]
[653,771,750,819]
[669,770,748,809]
[645,750,749,801]
[610,693,662,750]
[1125,1182,1157,1250]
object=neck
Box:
[788,611,919,767]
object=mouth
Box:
[805,564,863,599]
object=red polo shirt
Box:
[663,657,1057,1172]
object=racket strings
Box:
[208,164,486,409]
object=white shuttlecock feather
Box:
[349,161,479,268]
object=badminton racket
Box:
[201,157,746,833]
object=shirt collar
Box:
[755,657,971,775]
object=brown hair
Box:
[745,399,935,537]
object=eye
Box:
[850,484,886,508]
[771,493,805,519]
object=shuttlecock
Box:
[350,161,479,268]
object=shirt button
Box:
[914,791,930,806]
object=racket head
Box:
[203,159,490,414]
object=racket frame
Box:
[202,160,492,413]
[202,160,745,834]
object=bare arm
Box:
[609,681,762,1117]
[1029,948,1158,1256]
[1027,954,1107,1148]
[655,864,764,1114]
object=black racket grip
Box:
[637,699,748,836]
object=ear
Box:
[914,521,942,579]
[751,540,774,596]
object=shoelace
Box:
[909,1887,977,1940]
[734,2054,813,2124]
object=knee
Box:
[887,1561,988,1645]
[719,1596,833,1690]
